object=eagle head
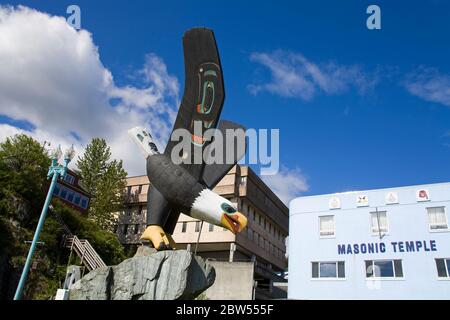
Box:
[190,189,247,233]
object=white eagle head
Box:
[190,189,247,233]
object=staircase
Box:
[64,235,107,271]
[51,210,106,271]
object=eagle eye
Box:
[221,203,236,214]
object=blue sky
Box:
[1,1,449,202]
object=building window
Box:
[74,194,81,205]
[370,211,388,234]
[53,184,61,196]
[209,223,214,232]
[134,224,139,234]
[181,222,187,233]
[240,176,247,186]
[63,173,75,185]
[137,185,143,194]
[319,215,335,237]
[123,224,129,235]
[312,262,345,279]
[55,184,88,209]
[67,191,74,203]
[435,258,450,278]
[427,207,448,231]
[60,187,67,199]
[127,186,132,196]
[80,197,88,209]
[137,205,142,215]
[365,260,403,279]
[195,221,201,232]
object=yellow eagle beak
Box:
[221,212,248,234]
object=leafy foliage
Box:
[0,134,126,300]
[76,138,111,194]
[76,138,127,231]
[54,200,125,265]
[0,134,50,226]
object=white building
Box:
[288,182,450,299]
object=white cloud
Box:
[261,166,309,205]
[405,67,450,107]
[249,50,378,100]
[0,5,179,175]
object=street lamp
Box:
[14,144,75,300]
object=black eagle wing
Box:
[164,27,225,181]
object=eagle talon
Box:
[140,225,176,251]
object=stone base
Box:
[68,248,215,300]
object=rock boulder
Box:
[68,248,215,300]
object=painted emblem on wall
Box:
[385,191,399,204]
[329,196,341,209]
[416,189,430,202]
[356,194,369,207]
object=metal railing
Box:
[64,235,107,271]
[51,209,106,272]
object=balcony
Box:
[125,192,146,203]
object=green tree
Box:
[0,134,50,225]
[0,134,126,299]
[53,200,125,265]
[75,138,111,194]
[76,138,127,231]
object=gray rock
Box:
[68,249,215,300]
[134,245,157,257]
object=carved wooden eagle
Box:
[128,28,247,250]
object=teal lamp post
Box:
[14,145,75,300]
